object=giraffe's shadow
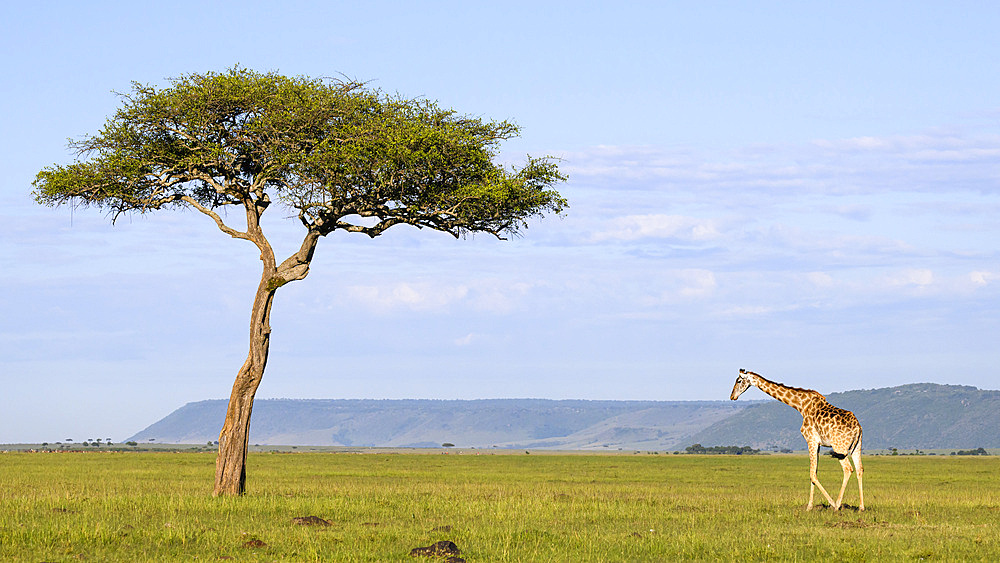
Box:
[809,503,863,512]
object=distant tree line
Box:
[685,444,760,455]
[952,447,989,456]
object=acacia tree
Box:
[33,67,566,496]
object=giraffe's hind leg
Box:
[853,447,864,511]
[834,454,853,510]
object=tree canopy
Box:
[34,66,567,240]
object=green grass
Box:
[1,451,999,561]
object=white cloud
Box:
[717,304,801,317]
[562,132,1000,201]
[341,279,543,315]
[969,271,998,287]
[678,269,717,297]
[346,282,469,312]
[883,269,935,288]
[811,132,1000,161]
[590,214,721,242]
[642,269,718,304]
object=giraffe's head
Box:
[730,368,753,400]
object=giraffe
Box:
[730,368,864,511]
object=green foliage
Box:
[953,447,989,456]
[32,66,566,238]
[2,452,999,561]
[684,443,760,455]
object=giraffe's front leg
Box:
[807,441,837,510]
[806,443,817,510]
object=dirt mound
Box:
[409,540,464,561]
[292,515,331,526]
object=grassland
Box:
[1,451,998,561]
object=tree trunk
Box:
[211,201,318,496]
[213,274,276,496]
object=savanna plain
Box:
[1,450,998,561]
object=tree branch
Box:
[179,195,251,240]
[275,229,320,284]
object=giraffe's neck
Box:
[750,372,820,414]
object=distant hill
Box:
[126,399,747,450]
[127,383,1000,451]
[687,383,1000,450]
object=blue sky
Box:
[2,1,999,443]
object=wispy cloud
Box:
[558,131,1000,199]
[881,268,935,288]
[453,333,476,346]
[346,282,470,313]
[341,279,542,315]
[590,214,721,243]
[970,270,999,287]
[642,269,718,303]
